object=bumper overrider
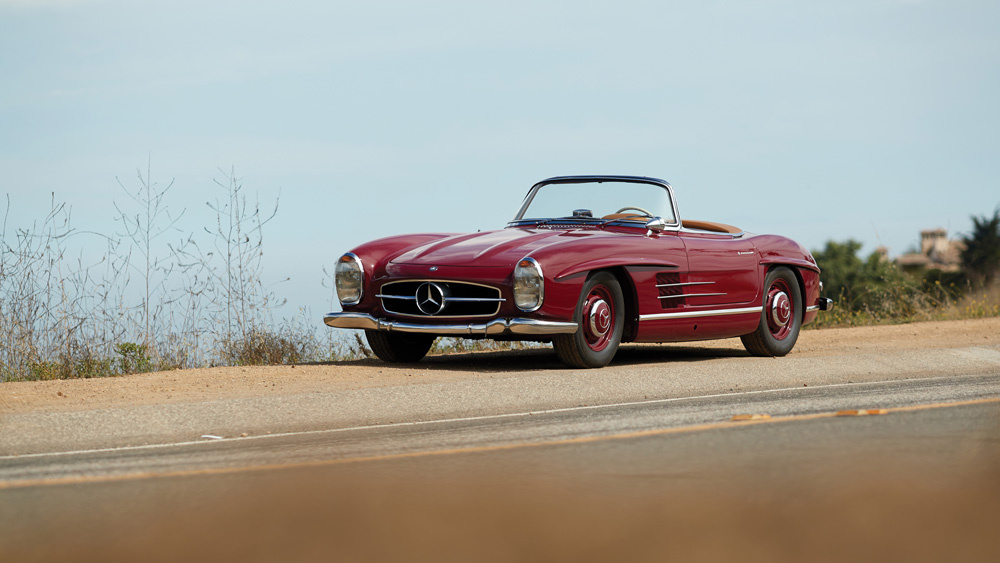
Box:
[806,297,835,312]
[323,312,579,337]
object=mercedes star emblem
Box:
[415,282,447,315]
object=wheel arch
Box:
[601,266,638,343]
[764,263,807,322]
[552,269,627,368]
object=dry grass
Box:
[810,284,1000,329]
[0,170,352,382]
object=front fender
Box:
[554,257,681,280]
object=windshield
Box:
[513,179,677,224]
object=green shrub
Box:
[810,239,999,329]
[115,342,153,374]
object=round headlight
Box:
[513,257,544,312]
[335,253,364,305]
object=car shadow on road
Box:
[614,344,751,365]
[386,342,751,373]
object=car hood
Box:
[390,228,586,268]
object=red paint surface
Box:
[339,223,825,343]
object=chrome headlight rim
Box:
[335,252,365,306]
[513,256,544,312]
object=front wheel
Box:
[365,330,435,363]
[553,272,625,368]
[741,267,802,357]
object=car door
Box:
[678,232,761,307]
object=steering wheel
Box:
[615,206,653,217]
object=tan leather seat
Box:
[682,220,742,234]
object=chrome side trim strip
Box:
[323,313,578,336]
[639,306,762,321]
[655,281,714,288]
[657,293,727,300]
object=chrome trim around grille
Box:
[381,278,500,289]
[379,279,504,318]
[376,294,506,302]
[324,313,578,336]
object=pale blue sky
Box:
[2,0,998,313]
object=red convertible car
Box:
[325,176,832,368]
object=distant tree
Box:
[812,240,865,307]
[813,239,915,314]
[962,208,1000,287]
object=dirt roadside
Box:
[3,317,999,415]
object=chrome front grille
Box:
[378,280,504,318]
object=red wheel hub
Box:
[765,279,794,340]
[582,287,615,352]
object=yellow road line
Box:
[2,396,998,491]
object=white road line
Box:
[0,374,989,461]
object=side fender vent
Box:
[656,273,684,309]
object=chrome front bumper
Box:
[323,312,579,337]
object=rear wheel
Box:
[553,272,625,368]
[365,330,435,363]
[741,267,801,357]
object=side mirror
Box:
[644,217,668,233]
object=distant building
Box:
[895,228,965,273]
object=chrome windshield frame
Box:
[508,175,682,231]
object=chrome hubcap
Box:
[589,299,611,337]
[771,291,790,327]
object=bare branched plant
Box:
[1,195,73,379]
[114,158,185,349]
[174,166,289,364]
[1,163,381,381]
[0,194,129,379]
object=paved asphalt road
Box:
[2,372,999,562]
[6,341,1000,457]
[2,373,997,486]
